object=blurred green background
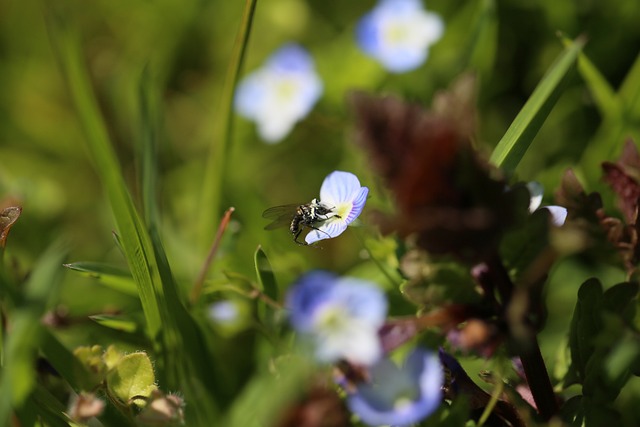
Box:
[1,0,640,420]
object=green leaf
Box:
[0,243,67,420]
[568,278,603,381]
[254,246,278,301]
[64,261,137,297]
[489,37,584,172]
[106,352,157,407]
[89,315,139,333]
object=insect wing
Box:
[262,204,298,230]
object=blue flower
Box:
[235,44,323,143]
[305,171,369,245]
[347,349,443,426]
[527,182,567,226]
[287,271,387,365]
[208,300,239,324]
[356,0,444,73]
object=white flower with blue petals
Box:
[305,171,369,245]
[287,271,387,365]
[356,0,444,73]
[235,44,323,143]
[347,349,443,426]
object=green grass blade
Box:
[198,0,258,246]
[578,54,640,184]
[562,37,620,119]
[489,37,585,172]
[138,67,160,227]
[64,262,137,297]
[45,8,165,350]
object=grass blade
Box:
[45,7,166,353]
[64,262,137,297]
[198,0,258,246]
[490,37,584,172]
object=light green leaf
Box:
[106,352,157,407]
[490,37,584,172]
[64,262,137,297]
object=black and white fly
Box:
[262,198,339,245]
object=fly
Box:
[262,198,339,245]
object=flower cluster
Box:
[286,271,443,425]
[236,1,445,143]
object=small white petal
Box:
[526,181,544,212]
[544,206,568,227]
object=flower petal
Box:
[347,349,442,426]
[320,171,363,206]
[345,186,369,224]
[543,205,568,227]
[305,221,348,244]
[286,271,338,332]
[526,181,544,212]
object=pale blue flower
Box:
[208,300,239,324]
[347,349,443,426]
[527,182,567,226]
[287,271,387,365]
[305,171,369,245]
[356,0,444,73]
[235,44,323,143]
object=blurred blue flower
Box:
[208,300,239,324]
[287,271,387,365]
[305,171,369,244]
[235,44,323,143]
[347,349,443,426]
[356,0,444,73]
[527,181,567,226]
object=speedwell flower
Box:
[305,171,369,245]
[286,271,387,365]
[356,0,444,73]
[234,44,322,143]
[346,349,443,426]
[527,181,567,226]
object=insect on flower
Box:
[262,171,369,245]
[262,198,338,245]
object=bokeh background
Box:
[1,0,640,421]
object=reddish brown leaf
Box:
[602,140,640,224]
[0,206,22,249]
[350,76,528,262]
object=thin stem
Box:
[518,336,558,420]
[190,207,235,304]
[485,252,558,421]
